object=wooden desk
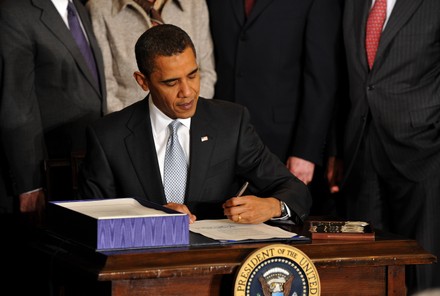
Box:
[30,225,435,296]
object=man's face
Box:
[143,47,200,119]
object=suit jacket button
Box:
[367,85,375,91]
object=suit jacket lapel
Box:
[33,0,71,47]
[353,0,371,71]
[244,0,274,28]
[375,0,424,63]
[231,0,245,26]
[32,0,101,96]
[125,99,166,204]
[186,101,217,201]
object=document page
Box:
[54,198,184,219]
[189,219,298,241]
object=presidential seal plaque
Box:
[234,244,320,296]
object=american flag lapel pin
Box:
[201,135,208,142]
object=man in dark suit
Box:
[0,0,105,219]
[0,0,105,293]
[79,24,311,225]
[328,0,440,292]
[206,0,344,189]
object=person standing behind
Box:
[87,0,216,114]
[206,0,344,193]
[327,0,440,293]
[0,0,105,293]
[0,0,105,221]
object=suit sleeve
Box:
[78,126,117,199]
[0,9,46,195]
[235,107,312,223]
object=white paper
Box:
[54,198,185,219]
[189,219,298,241]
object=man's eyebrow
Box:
[160,67,199,84]
[161,77,179,84]
[188,67,199,76]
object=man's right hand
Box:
[164,202,197,224]
[19,189,45,212]
[19,189,46,225]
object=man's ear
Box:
[133,71,149,91]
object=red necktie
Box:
[365,0,387,69]
[245,0,256,17]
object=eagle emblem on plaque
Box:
[234,244,320,296]
[259,267,295,296]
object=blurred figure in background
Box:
[0,0,105,293]
[207,0,345,215]
[88,0,216,114]
[328,0,440,293]
[0,0,105,223]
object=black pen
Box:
[236,181,249,197]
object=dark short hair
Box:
[135,24,196,77]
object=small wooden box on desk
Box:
[308,220,375,240]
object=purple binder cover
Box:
[97,215,189,250]
[47,198,189,251]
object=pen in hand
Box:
[236,181,249,197]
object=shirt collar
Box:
[51,0,69,14]
[149,96,191,135]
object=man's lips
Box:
[177,100,194,110]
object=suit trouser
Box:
[343,124,440,293]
